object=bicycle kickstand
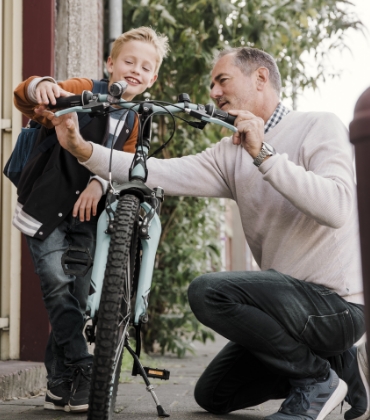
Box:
[125,341,170,417]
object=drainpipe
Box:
[349,86,370,364]
[109,0,122,52]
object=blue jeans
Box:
[188,269,365,414]
[26,213,97,385]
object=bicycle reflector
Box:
[143,366,170,380]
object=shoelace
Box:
[67,365,91,396]
[281,386,311,413]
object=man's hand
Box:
[229,110,264,158]
[36,80,72,106]
[34,109,93,162]
[73,179,103,221]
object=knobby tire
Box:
[88,194,141,420]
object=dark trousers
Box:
[187,269,365,414]
[26,213,97,385]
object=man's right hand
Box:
[35,80,72,106]
[35,109,93,162]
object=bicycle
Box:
[54,81,237,420]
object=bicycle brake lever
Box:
[204,116,238,132]
[55,101,110,117]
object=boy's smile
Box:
[107,40,158,101]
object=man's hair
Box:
[215,47,281,95]
[110,27,170,73]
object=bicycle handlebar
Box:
[53,92,238,133]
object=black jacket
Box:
[17,111,134,240]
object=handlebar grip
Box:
[204,104,236,125]
[213,108,236,125]
[49,95,83,109]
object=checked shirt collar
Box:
[264,102,290,134]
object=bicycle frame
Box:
[86,104,162,326]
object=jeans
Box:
[188,269,365,414]
[26,212,97,385]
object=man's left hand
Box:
[229,110,264,158]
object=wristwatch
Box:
[253,142,276,167]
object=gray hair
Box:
[215,47,281,95]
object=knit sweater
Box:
[81,110,363,301]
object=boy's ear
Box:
[148,74,158,88]
[106,56,114,75]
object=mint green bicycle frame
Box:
[56,97,237,329]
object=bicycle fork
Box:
[87,197,170,417]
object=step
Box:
[0,361,47,401]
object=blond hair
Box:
[110,27,170,73]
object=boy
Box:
[12,26,169,413]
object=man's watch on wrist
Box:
[253,142,276,167]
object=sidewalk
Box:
[0,334,351,420]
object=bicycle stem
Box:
[129,103,154,183]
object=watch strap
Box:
[253,142,276,167]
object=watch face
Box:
[263,143,276,154]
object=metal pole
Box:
[349,86,370,365]
[109,0,122,52]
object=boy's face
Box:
[107,40,158,100]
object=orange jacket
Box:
[13,76,138,153]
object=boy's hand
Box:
[35,80,72,106]
[73,180,103,221]
[36,109,93,161]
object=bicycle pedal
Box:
[143,366,170,380]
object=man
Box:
[42,47,368,420]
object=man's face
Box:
[210,54,261,115]
[107,40,158,101]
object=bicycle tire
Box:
[88,194,141,420]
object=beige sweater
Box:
[81,111,363,301]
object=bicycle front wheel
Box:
[88,194,141,420]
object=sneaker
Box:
[44,381,72,411]
[343,342,370,420]
[265,369,347,420]
[69,364,92,412]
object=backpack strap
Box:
[126,109,135,131]
[92,79,109,94]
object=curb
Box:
[0,361,47,401]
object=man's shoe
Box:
[69,364,92,412]
[44,381,72,411]
[265,369,347,420]
[343,342,370,420]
